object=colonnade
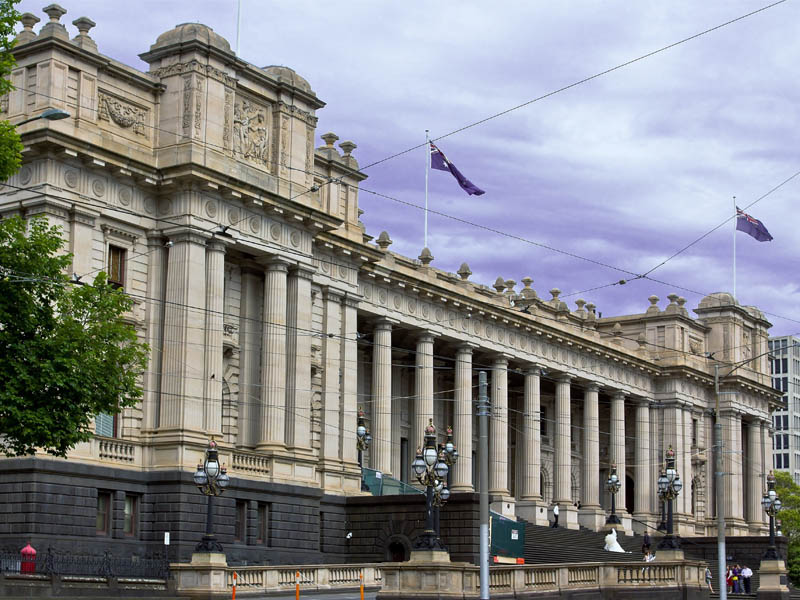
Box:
[364,320,771,533]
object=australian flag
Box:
[736,207,773,242]
[430,142,485,196]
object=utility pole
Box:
[478,371,490,600]
[715,364,727,600]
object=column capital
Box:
[415,330,438,344]
[554,372,573,383]
[492,354,511,367]
[146,230,167,245]
[206,239,229,254]
[456,342,477,355]
[163,227,211,246]
[631,395,652,407]
[322,286,344,303]
[373,317,398,331]
[290,264,317,280]
[583,381,600,392]
[262,259,291,273]
[523,364,542,376]
[342,293,361,309]
[610,389,628,400]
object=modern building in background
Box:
[769,335,800,482]
[0,5,782,564]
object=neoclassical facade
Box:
[0,7,780,562]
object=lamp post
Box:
[656,446,683,550]
[14,108,70,127]
[605,463,621,526]
[656,467,668,532]
[193,440,230,553]
[411,420,455,551]
[761,471,782,560]
[356,407,372,492]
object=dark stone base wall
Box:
[682,535,789,570]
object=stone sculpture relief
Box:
[98,92,147,137]
[233,98,270,165]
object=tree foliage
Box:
[774,471,800,584]
[0,0,22,181]
[0,216,148,457]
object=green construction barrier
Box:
[491,512,524,560]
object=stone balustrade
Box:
[96,437,138,464]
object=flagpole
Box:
[732,196,737,301]
[236,0,242,55]
[424,129,430,249]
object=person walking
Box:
[741,564,753,594]
[732,564,742,594]
[705,566,713,594]
[552,503,559,528]
[726,565,733,594]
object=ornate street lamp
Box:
[605,464,622,526]
[432,427,458,535]
[193,440,230,552]
[412,420,457,550]
[762,471,782,560]
[656,446,683,550]
[356,407,372,491]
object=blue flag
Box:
[736,207,773,242]
[430,142,485,196]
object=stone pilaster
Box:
[722,410,746,531]
[203,239,227,436]
[320,289,343,465]
[609,391,626,513]
[412,332,436,471]
[258,260,289,450]
[237,268,262,448]
[489,356,510,498]
[451,344,474,492]
[760,419,771,527]
[633,397,651,529]
[159,229,209,435]
[747,419,764,531]
[372,319,393,476]
[142,232,166,432]
[285,266,314,452]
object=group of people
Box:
[725,564,754,594]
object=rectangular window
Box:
[776,454,783,469]
[783,358,789,373]
[656,326,666,348]
[257,503,269,545]
[769,341,774,352]
[107,245,126,289]
[96,491,111,535]
[540,407,548,438]
[692,418,698,447]
[95,412,117,438]
[784,453,790,468]
[234,500,247,542]
[785,434,791,450]
[123,495,137,536]
[784,415,789,430]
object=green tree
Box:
[0,216,148,457]
[0,0,22,181]
[774,471,800,584]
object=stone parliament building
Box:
[0,6,782,564]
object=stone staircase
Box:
[523,522,648,564]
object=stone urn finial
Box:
[71,16,97,50]
[375,231,392,251]
[549,288,561,301]
[667,293,679,305]
[321,132,339,148]
[457,262,472,281]
[418,247,433,266]
[39,4,68,39]
[16,13,40,44]
[493,277,506,293]
[504,279,516,293]
[339,140,356,156]
[575,298,587,316]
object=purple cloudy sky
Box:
[17,0,800,335]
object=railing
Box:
[231,451,270,476]
[0,548,169,579]
[362,468,424,496]
[97,437,137,463]
[213,564,382,594]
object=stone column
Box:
[237,268,262,448]
[722,410,744,529]
[633,398,651,527]
[142,232,166,431]
[341,298,360,469]
[747,419,764,530]
[489,356,510,497]
[258,260,289,450]
[203,239,227,436]
[582,383,600,507]
[681,407,693,517]
[372,319,393,476]
[451,344,474,492]
[320,289,342,467]
[285,266,314,452]
[412,332,436,468]
[519,366,542,500]
[159,230,208,435]
[610,391,626,513]
[554,374,572,504]
[760,419,771,527]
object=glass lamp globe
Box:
[769,489,777,501]
[193,464,208,487]
[365,433,372,445]
[774,499,782,512]
[434,460,449,479]
[666,467,676,483]
[441,487,451,501]
[672,476,682,494]
[445,440,454,454]
[357,424,366,438]
[217,468,230,489]
[762,495,772,510]
[424,446,438,467]
[657,473,668,494]
[412,455,426,478]
[434,480,444,493]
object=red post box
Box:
[20,543,36,574]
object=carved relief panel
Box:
[233,96,271,167]
[98,91,149,138]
